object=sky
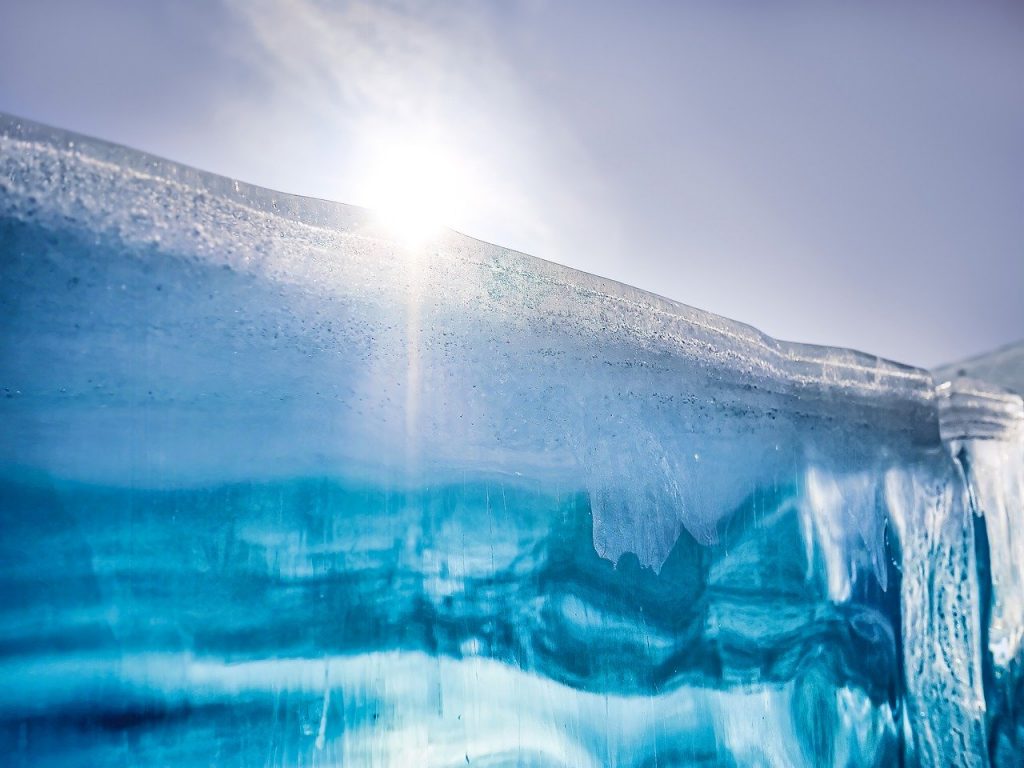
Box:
[1,0,1022,368]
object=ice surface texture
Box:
[935,342,1024,398]
[0,113,1020,767]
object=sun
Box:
[361,135,469,248]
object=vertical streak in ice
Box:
[886,463,988,767]
[404,245,424,477]
[938,378,1024,765]
[316,661,330,750]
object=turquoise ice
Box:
[1,114,1021,766]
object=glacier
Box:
[0,112,1021,767]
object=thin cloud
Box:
[224,0,615,262]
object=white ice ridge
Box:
[936,377,1024,443]
[935,340,1024,397]
[0,112,933,400]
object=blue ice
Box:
[1,113,1022,766]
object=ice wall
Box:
[936,378,1024,763]
[0,112,1020,766]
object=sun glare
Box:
[362,137,468,248]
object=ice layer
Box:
[1,114,1021,766]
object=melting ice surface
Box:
[0,113,1021,767]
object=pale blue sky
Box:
[1,0,1022,367]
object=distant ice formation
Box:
[1,113,1021,766]
[935,341,1024,397]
